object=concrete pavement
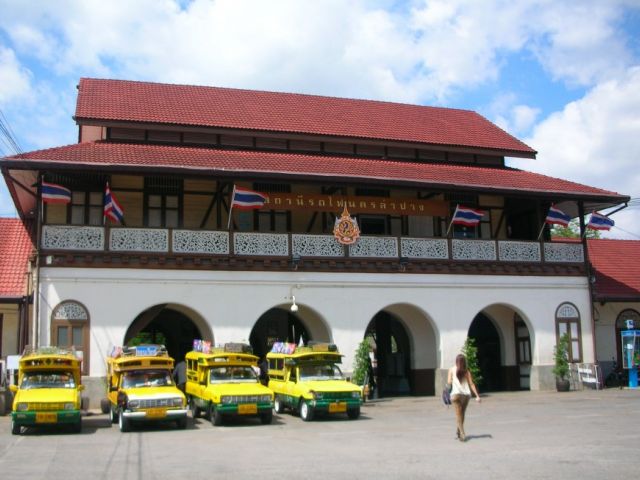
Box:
[0,389,638,479]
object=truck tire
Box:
[347,407,360,419]
[100,398,110,414]
[176,417,187,429]
[260,410,273,425]
[299,400,313,422]
[119,410,131,432]
[0,392,6,416]
[273,395,285,414]
[110,406,118,424]
[212,407,223,426]
[11,418,21,435]
[190,396,201,419]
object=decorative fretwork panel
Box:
[544,243,584,263]
[234,233,289,256]
[52,301,88,321]
[557,303,579,319]
[349,237,398,258]
[292,235,344,257]
[452,239,497,261]
[400,238,448,259]
[42,225,104,251]
[172,230,229,254]
[110,228,168,252]
[498,241,541,262]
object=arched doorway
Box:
[365,311,411,397]
[250,308,311,359]
[469,313,503,392]
[124,304,210,361]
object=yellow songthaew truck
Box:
[267,342,362,421]
[105,344,188,432]
[185,343,273,426]
[10,347,84,435]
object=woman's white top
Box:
[450,367,471,396]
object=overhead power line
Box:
[0,107,22,155]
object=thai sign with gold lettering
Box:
[262,193,447,216]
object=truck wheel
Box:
[273,395,285,414]
[110,406,118,424]
[72,420,82,433]
[347,407,360,420]
[260,410,273,425]
[119,410,131,433]
[212,407,223,426]
[100,398,110,414]
[176,417,187,430]
[11,418,21,435]
[190,397,201,419]
[300,400,313,422]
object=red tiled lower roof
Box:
[4,142,625,201]
[588,239,640,301]
[0,218,33,297]
[75,78,536,157]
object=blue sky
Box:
[1,0,639,238]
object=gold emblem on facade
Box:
[333,205,360,245]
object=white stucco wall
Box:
[35,267,593,380]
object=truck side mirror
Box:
[109,385,118,392]
[78,385,85,391]
[9,384,17,392]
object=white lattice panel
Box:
[452,239,497,261]
[544,243,584,263]
[498,241,541,262]
[234,233,289,256]
[292,234,344,257]
[349,236,398,258]
[110,228,168,252]
[42,225,104,251]
[172,230,229,254]
[400,238,448,259]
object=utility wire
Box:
[0,107,22,155]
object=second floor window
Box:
[71,191,103,225]
[144,177,182,228]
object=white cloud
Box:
[509,66,640,239]
[0,46,32,105]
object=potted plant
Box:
[553,333,571,391]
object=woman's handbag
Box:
[442,384,452,406]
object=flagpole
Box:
[226,184,236,230]
[445,204,458,237]
[536,221,547,241]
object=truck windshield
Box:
[209,366,258,384]
[122,370,173,388]
[20,371,76,389]
[299,364,343,381]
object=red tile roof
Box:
[554,238,640,301]
[75,78,537,157]
[588,239,640,301]
[3,142,625,200]
[0,218,33,298]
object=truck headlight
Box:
[310,391,323,400]
[221,396,232,404]
[64,403,75,410]
[261,395,272,403]
[128,400,139,408]
[351,391,361,398]
[17,403,28,411]
[171,397,183,407]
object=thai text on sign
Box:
[262,193,448,217]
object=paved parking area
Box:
[0,389,639,479]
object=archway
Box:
[365,311,412,397]
[124,303,212,361]
[469,313,503,392]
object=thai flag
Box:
[451,204,485,226]
[587,212,614,231]
[230,185,268,210]
[545,205,571,227]
[104,183,124,223]
[41,181,71,204]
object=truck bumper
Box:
[12,410,81,426]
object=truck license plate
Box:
[238,404,257,414]
[36,412,57,423]
[146,408,167,419]
[329,402,347,413]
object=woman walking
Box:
[447,354,481,442]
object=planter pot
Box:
[556,378,570,392]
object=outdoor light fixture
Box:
[290,295,299,312]
[291,255,301,271]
